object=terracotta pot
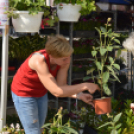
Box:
[93,97,111,115]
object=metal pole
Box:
[55,21,60,110]
[0,26,9,130]
[131,5,133,89]
[68,22,73,111]
[132,5,134,89]
[0,0,9,130]
[112,11,117,97]
[56,21,60,35]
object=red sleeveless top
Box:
[11,49,60,97]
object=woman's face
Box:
[50,55,71,66]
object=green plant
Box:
[98,113,122,134]
[42,107,78,134]
[1,123,24,134]
[54,0,96,16]
[5,0,59,26]
[9,33,47,62]
[121,109,134,134]
[83,18,122,97]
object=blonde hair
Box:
[45,35,74,58]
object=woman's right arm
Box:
[29,55,99,97]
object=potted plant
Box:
[54,0,96,22]
[5,0,58,32]
[83,18,121,115]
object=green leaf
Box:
[113,64,120,70]
[108,126,114,129]
[102,72,109,83]
[106,65,113,71]
[117,49,121,57]
[58,128,67,133]
[87,67,95,75]
[108,33,113,38]
[100,47,107,56]
[95,61,102,70]
[113,33,120,37]
[111,129,118,134]
[113,113,122,123]
[83,76,90,81]
[97,79,102,85]
[98,122,112,129]
[42,123,51,128]
[112,45,121,49]
[107,46,113,51]
[100,26,107,33]
[109,78,116,81]
[103,83,112,96]
[91,51,97,57]
[109,57,114,64]
[108,28,112,33]
[114,39,120,44]
[95,27,101,35]
[110,71,120,82]
[115,123,122,129]
[65,127,78,134]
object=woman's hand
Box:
[83,83,100,94]
[77,92,94,107]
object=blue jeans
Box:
[11,91,48,134]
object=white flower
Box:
[10,123,14,129]
[123,32,134,56]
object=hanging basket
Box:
[56,3,81,22]
[93,97,112,115]
[12,11,44,32]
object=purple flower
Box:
[83,19,87,22]
[68,112,77,118]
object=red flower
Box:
[41,20,44,29]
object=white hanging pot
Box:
[12,11,44,32]
[56,3,81,22]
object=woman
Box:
[11,35,99,134]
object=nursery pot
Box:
[12,11,44,32]
[93,97,111,115]
[56,3,81,22]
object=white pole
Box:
[0,0,9,130]
[0,27,9,129]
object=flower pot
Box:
[56,3,81,22]
[78,129,83,134]
[93,97,111,115]
[12,11,44,32]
